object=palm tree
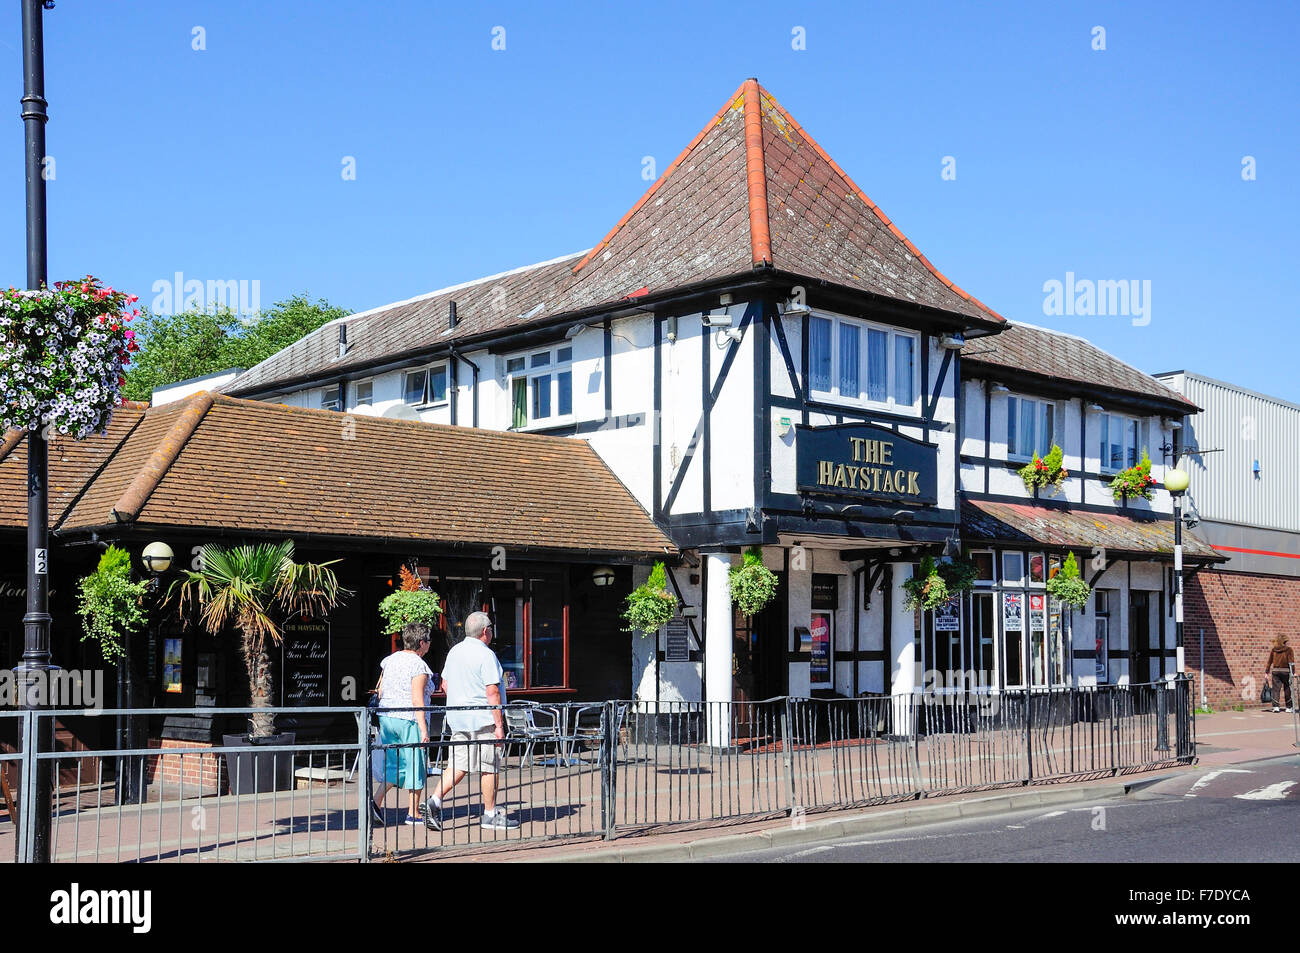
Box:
[169,540,346,738]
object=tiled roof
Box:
[962,499,1224,562]
[0,407,148,529]
[0,395,673,558]
[230,79,1004,396]
[963,321,1197,411]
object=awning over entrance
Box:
[961,499,1225,563]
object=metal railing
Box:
[0,679,1196,862]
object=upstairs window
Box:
[1006,396,1055,461]
[354,380,373,407]
[808,313,919,411]
[507,345,573,429]
[403,364,448,408]
[1099,412,1140,471]
[320,384,343,412]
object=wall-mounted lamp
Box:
[1086,403,1103,413]
[991,383,1010,394]
[783,298,810,317]
[940,333,966,351]
[666,315,678,343]
[591,566,617,588]
[564,323,591,340]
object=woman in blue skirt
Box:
[371,623,436,825]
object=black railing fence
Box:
[0,679,1195,862]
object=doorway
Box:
[732,570,786,740]
[1129,591,1152,684]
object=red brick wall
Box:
[146,738,226,792]
[1184,569,1300,710]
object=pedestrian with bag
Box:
[421,611,519,832]
[1264,634,1294,713]
[371,622,437,825]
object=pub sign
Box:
[796,423,939,505]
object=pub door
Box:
[731,571,787,743]
[1129,591,1152,686]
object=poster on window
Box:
[810,612,832,688]
[1002,593,1023,631]
[163,638,183,694]
[1028,594,1046,632]
[934,598,960,631]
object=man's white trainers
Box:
[480,810,520,830]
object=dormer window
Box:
[403,363,449,408]
[320,384,343,412]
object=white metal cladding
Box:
[1158,371,1300,533]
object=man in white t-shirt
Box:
[421,611,520,831]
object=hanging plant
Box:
[623,561,677,636]
[0,277,140,439]
[1018,444,1068,495]
[936,557,979,595]
[76,545,149,662]
[1046,551,1091,608]
[378,564,442,634]
[729,546,779,618]
[1108,449,1157,501]
[903,556,950,612]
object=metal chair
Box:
[570,702,627,762]
[503,702,562,766]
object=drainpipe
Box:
[450,346,480,429]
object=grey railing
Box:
[0,679,1196,862]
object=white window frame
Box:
[1097,411,1141,474]
[506,344,575,429]
[1005,395,1056,462]
[354,379,373,408]
[320,384,343,412]
[403,362,449,409]
[807,312,920,414]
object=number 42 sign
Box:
[34,548,47,575]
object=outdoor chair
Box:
[503,702,563,766]
[569,702,627,762]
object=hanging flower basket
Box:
[1046,551,1091,608]
[378,564,442,634]
[0,277,139,438]
[1107,449,1157,501]
[903,556,950,612]
[623,561,677,636]
[729,547,779,618]
[1018,444,1068,495]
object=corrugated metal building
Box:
[1153,370,1300,709]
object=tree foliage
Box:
[123,294,348,401]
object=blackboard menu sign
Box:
[811,574,839,611]
[664,619,690,662]
[282,620,330,707]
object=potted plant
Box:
[1107,449,1157,502]
[729,547,779,618]
[76,545,149,662]
[1046,552,1091,608]
[1018,444,1068,496]
[378,564,442,638]
[623,561,677,636]
[169,540,346,794]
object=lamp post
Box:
[16,0,52,864]
[1163,466,1191,756]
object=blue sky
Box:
[1,0,1295,399]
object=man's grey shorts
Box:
[448,725,501,775]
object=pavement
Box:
[423,705,1300,863]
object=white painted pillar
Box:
[890,562,917,735]
[704,551,734,747]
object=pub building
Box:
[3,79,1223,764]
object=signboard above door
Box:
[796,423,939,505]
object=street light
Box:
[1164,467,1190,675]
[141,541,174,579]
